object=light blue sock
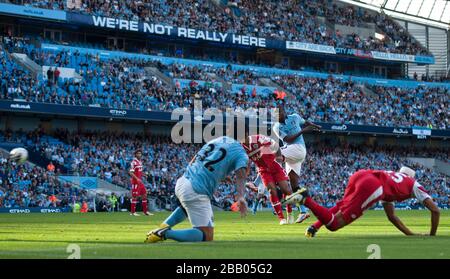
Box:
[299,205,308,214]
[252,199,260,214]
[163,207,187,227]
[165,228,204,242]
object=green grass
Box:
[0,210,448,259]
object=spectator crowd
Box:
[1,37,448,129]
[1,129,448,210]
[11,0,429,55]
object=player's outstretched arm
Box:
[283,125,319,144]
[423,198,440,236]
[189,155,197,165]
[305,121,322,130]
[382,202,414,235]
[235,167,248,218]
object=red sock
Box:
[304,197,334,227]
[142,199,148,212]
[287,204,292,214]
[131,198,137,213]
[270,193,284,220]
[312,205,340,229]
[282,194,293,214]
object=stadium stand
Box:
[0,1,448,214]
[1,37,448,129]
[11,0,429,55]
[1,129,448,210]
[0,152,89,208]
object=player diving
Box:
[283,166,441,237]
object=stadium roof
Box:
[339,0,450,30]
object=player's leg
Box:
[164,197,214,242]
[310,205,339,233]
[306,205,340,237]
[265,181,286,223]
[304,172,366,234]
[130,184,139,216]
[140,186,153,216]
[281,144,306,193]
[303,195,347,231]
[260,171,285,222]
[286,171,311,223]
[252,176,266,214]
[272,162,296,224]
[252,193,263,215]
[252,198,259,214]
[277,180,294,223]
[282,145,309,223]
[306,172,383,233]
[166,226,213,242]
[295,204,310,224]
[162,206,188,227]
[308,174,361,231]
[146,176,213,243]
[288,170,300,192]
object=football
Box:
[9,147,28,164]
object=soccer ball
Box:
[9,147,28,164]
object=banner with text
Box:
[68,13,277,49]
[1,101,448,138]
[0,3,435,64]
[286,41,336,54]
[0,207,71,214]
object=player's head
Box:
[399,166,415,178]
[134,149,142,159]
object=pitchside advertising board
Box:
[1,100,448,139]
[0,207,71,213]
[0,3,435,64]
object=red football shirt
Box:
[369,170,431,203]
[130,158,143,184]
[242,135,277,170]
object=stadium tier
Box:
[9,0,429,56]
[1,38,449,129]
[1,129,448,210]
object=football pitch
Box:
[0,210,448,259]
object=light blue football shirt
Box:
[185,136,249,198]
[273,113,306,147]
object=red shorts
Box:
[336,170,384,224]
[131,182,147,197]
[259,161,289,186]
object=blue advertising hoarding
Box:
[0,207,71,213]
[1,100,448,138]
